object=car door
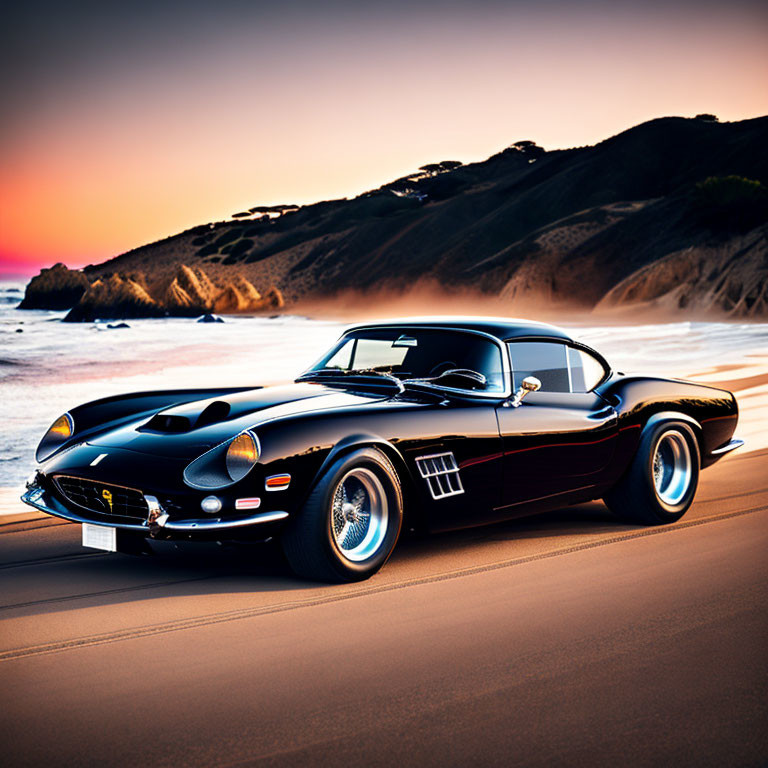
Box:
[400,398,506,532]
[495,340,617,510]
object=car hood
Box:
[87,382,391,459]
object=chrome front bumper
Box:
[21,484,288,533]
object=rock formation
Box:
[43,265,287,321]
[162,277,198,313]
[19,263,90,310]
[211,277,283,313]
[64,274,163,322]
[234,276,263,304]
[260,286,285,309]
[176,264,219,307]
[213,284,249,313]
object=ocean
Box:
[2,280,767,500]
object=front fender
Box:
[270,432,420,531]
[309,433,417,506]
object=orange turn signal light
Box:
[265,474,291,491]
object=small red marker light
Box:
[235,497,261,510]
[265,474,291,491]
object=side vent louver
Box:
[415,452,464,500]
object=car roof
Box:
[343,316,573,343]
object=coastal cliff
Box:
[20,115,768,320]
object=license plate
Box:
[82,523,117,552]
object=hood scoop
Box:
[142,400,231,433]
[196,400,231,428]
[142,413,192,433]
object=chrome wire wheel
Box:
[330,467,389,562]
[652,430,693,507]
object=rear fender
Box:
[598,374,737,473]
[641,411,703,467]
[644,410,702,435]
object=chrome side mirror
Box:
[505,376,541,408]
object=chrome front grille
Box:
[415,452,464,500]
[53,475,149,521]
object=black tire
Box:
[281,447,403,582]
[604,420,700,525]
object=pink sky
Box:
[1,2,766,278]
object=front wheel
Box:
[604,420,700,525]
[281,447,403,582]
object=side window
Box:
[568,347,606,392]
[508,342,570,393]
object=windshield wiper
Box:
[296,368,405,393]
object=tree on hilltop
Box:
[508,140,545,159]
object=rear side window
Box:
[568,347,607,392]
[508,342,607,393]
[508,342,570,392]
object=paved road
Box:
[1,450,766,767]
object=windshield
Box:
[303,328,506,393]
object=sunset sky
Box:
[1,0,767,278]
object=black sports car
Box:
[22,317,742,582]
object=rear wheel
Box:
[604,420,700,525]
[281,447,403,582]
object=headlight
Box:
[36,412,75,462]
[225,431,260,482]
[184,430,261,489]
[48,413,74,439]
